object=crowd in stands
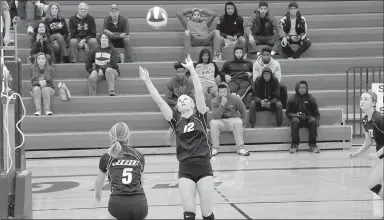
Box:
[1,0,320,154]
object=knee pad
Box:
[203,212,215,220]
[370,184,382,195]
[184,211,196,220]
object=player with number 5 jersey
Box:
[140,55,215,220]
[94,122,147,220]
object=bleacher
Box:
[6,0,384,158]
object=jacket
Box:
[244,10,285,38]
[216,1,244,38]
[280,11,308,39]
[103,15,130,40]
[29,65,55,89]
[44,16,69,39]
[220,46,253,80]
[252,67,280,102]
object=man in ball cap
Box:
[244,1,285,56]
[280,2,312,59]
[103,4,134,62]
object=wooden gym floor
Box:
[28,146,383,219]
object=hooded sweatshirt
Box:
[44,15,69,39]
[253,55,282,82]
[165,75,195,107]
[216,1,244,38]
[220,47,253,80]
[252,67,280,102]
[192,48,220,86]
[85,45,120,75]
[211,82,247,121]
[176,8,217,37]
[286,80,320,124]
[69,13,97,40]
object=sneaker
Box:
[213,52,221,62]
[34,111,41,116]
[27,26,34,34]
[45,111,52,115]
[310,145,320,153]
[109,90,116,96]
[211,148,219,156]
[290,144,298,154]
[237,148,250,156]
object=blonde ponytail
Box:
[108,141,124,158]
[108,122,132,158]
[164,127,176,148]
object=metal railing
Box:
[346,66,383,137]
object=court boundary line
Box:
[214,187,252,220]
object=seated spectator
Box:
[86,33,120,96]
[176,7,222,61]
[29,52,55,116]
[286,80,320,153]
[216,1,246,50]
[249,67,282,127]
[191,48,219,109]
[30,21,53,64]
[253,47,288,108]
[220,46,253,98]
[280,2,312,59]
[44,2,70,63]
[244,1,285,55]
[24,0,48,35]
[103,4,134,63]
[165,62,195,110]
[1,0,11,46]
[6,0,18,23]
[69,3,98,63]
[210,82,249,156]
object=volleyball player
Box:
[94,122,148,220]
[347,92,384,203]
[139,55,215,220]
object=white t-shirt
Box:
[288,17,297,36]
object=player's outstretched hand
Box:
[181,55,194,70]
[139,66,150,82]
[346,152,357,159]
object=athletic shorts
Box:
[178,160,213,183]
[108,194,148,220]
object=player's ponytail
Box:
[108,122,131,158]
[164,127,176,148]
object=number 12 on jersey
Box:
[183,122,195,133]
[122,168,133,184]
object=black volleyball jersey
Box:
[363,111,384,159]
[99,147,145,196]
[168,110,212,163]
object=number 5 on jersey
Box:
[183,122,195,133]
[122,168,133,184]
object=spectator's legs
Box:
[244,34,258,54]
[236,36,246,49]
[237,80,251,97]
[183,30,191,57]
[307,116,319,153]
[211,30,222,55]
[271,101,283,126]
[293,37,312,59]
[41,87,54,114]
[45,54,53,65]
[279,83,288,109]
[69,39,78,63]
[290,117,301,152]
[209,119,224,155]
[270,35,282,54]
[226,118,246,153]
[50,33,69,63]
[282,41,295,58]
[105,68,119,96]
[32,86,42,114]
[227,80,239,95]
[86,38,99,55]
[248,99,263,127]
[215,75,222,84]
[88,71,104,96]
[25,1,42,34]
[123,37,134,62]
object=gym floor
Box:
[28,147,383,219]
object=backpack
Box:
[58,82,71,101]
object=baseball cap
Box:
[110,4,119,11]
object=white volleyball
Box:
[146,6,168,29]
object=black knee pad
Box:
[184,211,196,220]
[370,184,382,195]
[203,212,215,220]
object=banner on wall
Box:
[372,83,384,115]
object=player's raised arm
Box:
[139,66,173,121]
[181,55,207,114]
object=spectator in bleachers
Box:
[286,80,320,153]
[86,33,120,96]
[253,47,287,108]
[24,0,48,35]
[280,2,312,59]
[190,48,220,109]
[220,46,253,99]
[6,0,18,23]
[1,0,11,46]
[249,67,283,127]
[210,82,249,156]
[165,62,195,110]
[29,52,55,116]
[176,7,222,61]
[68,3,98,63]
[244,1,285,56]
[103,4,134,63]
[216,1,246,50]
[44,2,70,63]
[30,21,53,64]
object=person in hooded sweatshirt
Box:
[176,7,222,61]
[68,3,98,63]
[249,67,283,127]
[189,48,220,109]
[86,33,120,96]
[165,62,195,110]
[244,1,285,55]
[253,47,288,109]
[44,2,70,63]
[220,46,253,100]
[286,80,320,154]
[210,82,250,156]
[216,1,246,49]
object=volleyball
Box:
[146,6,168,29]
